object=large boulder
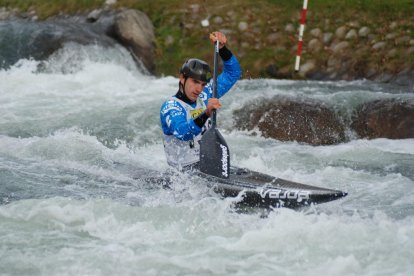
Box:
[112,9,155,73]
[0,19,117,68]
[233,97,346,145]
[0,9,156,73]
[351,99,414,139]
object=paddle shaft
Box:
[199,39,230,178]
[211,40,219,128]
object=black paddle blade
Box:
[199,128,230,179]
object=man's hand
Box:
[209,31,227,49]
[206,98,221,116]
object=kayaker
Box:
[160,31,241,170]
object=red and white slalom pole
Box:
[294,0,308,72]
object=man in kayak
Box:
[160,31,241,170]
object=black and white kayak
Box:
[194,166,347,209]
[140,166,347,209]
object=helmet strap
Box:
[179,76,188,94]
[176,77,194,104]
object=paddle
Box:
[199,40,230,179]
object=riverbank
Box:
[1,0,414,88]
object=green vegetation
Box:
[1,0,413,78]
[0,0,105,18]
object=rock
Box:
[0,8,12,20]
[323,32,333,45]
[184,23,194,30]
[345,29,357,40]
[285,23,295,33]
[233,97,346,145]
[327,56,340,71]
[213,16,223,24]
[351,99,414,139]
[375,73,394,83]
[266,33,282,44]
[358,26,370,37]
[218,28,233,36]
[105,0,117,5]
[87,9,102,22]
[238,21,248,31]
[165,35,174,46]
[226,11,236,20]
[201,19,209,27]
[389,22,398,29]
[252,27,262,35]
[385,33,397,40]
[189,4,200,13]
[241,42,250,48]
[394,70,414,90]
[410,40,414,46]
[324,19,331,29]
[331,41,349,53]
[329,72,338,79]
[335,26,347,39]
[27,9,37,19]
[265,64,279,78]
[365,65,378,79]
[367,34,377,43]
[348,21,360,28]
[306,70,330,81]
[310,28,322,38]
[387,48,398,57]
[372,41,386,50]
[0,14,118,69]
[113,9,156,73]
[298,60,316,77]
[395,36,411,45]
[308,38,322,52]
[275,65,292,79]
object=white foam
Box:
[1,42,414,276]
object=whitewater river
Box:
[1,44,413,275]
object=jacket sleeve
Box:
[202,49,241,100]
[216,54,242,98]
[160,100,202,141]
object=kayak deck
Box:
[195,167,347,209]
[140,165,347,209]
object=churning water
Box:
[1,43,413,275]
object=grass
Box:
[0,0,105,19]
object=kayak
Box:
[144,166,347,209]
[194,166,347,209]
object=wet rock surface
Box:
[351,99,414,139]
[233,97,414,145]
[112,9,155,72]
[0,9,156,72]
[233,97,346,145]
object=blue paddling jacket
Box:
[160,47,241,168]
